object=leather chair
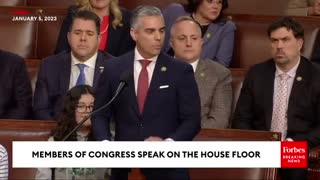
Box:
[0,0,26,6]
[230,14,320,68]
[25,59,41,94]
[230,68,246,121]
[0,119,56,179]
[226,0,289,15]
[36,8,66,58]
[120,0,187,10]
[0,7,37,59]
[26,0,76,8]
[189,128,280,180]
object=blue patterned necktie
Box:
[75,64,87,86]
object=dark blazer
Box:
[54,6,135,57]
[233,57,320,149]
[0,50,32,119]
[92,51,201,142]
[33,51,111,120]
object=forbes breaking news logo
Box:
[281,141,308,168]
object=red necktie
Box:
[137,60,151,114]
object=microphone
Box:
[62,72,131,141]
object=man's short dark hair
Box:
[267,17,304,40]
[69,10,101,34]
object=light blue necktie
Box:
[75,64,86,86]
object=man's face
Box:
[170,21,203,63]
[270,27,303,67]
[130,15,165,59]
[68,18,100,62]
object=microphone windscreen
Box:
[119,71,132,85]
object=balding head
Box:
[170,16,203,63]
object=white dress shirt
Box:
[273,58,300,107]
[190,59,200,72]
[133,48,158,95]
[69,52,97,89]
[272,58,300,141]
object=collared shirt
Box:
[69,52,97,89]
[273,58,300,106]
[190,59,200,72]
[0,144,8,179]
[133,48,158,95]
[272,58,300,141]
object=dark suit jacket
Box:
[0,50,32,119]
[233,57,320,148]
[33,51,111,120]
[92,51,201,141]
[54,6,135,57]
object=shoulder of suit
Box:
[202,59,230,74]
[0,49,24,65]
[249,58,274,71]
[41,51,69,64]
[98,50,114,60]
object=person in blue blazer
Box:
[163,0,236,67]
[33,10,112,120]
[92,5,201,180]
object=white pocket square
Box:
[159,85,169,89]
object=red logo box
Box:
[281,141,308,168]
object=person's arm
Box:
[214,21,236,67]
[116,8,135,56]
[33,60,54,120]
[91,63,113,141]
[5,59,32,119]
[289,86,320,149]
[204,68,232,128]
[168,65,201,141]
[0,145,8,180]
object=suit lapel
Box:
[142,53,169,115]
[194,59,206,84]
[124,51,141,117]
[264,61,276,129]
[147,53,168,94]
[60,54,71,93]
[106,15,119,54]
[203,23,218,45]
[93,52,106,89]
[288,58,309,118]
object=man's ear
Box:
[130,28,137,41]
[67,32,71,44]
[169,38,173,48]
[297,38,304,51]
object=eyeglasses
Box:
[206,0,223,4]
[76,105,94,113]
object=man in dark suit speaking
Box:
[232,17,320,180]
[92,5,201,180]
[33,10,112,120]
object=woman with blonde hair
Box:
[55,0,134,57]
